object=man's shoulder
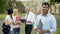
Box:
[50,14,55,17]
[30,12,35,15]
[49,14,56,19]
[37,14,42,16]
[37,14,42,18]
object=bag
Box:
[2,22,10,33]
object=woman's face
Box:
[13,9,18,15]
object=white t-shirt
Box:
[5,15,13,31]
[5,15,12,23]
[25,11,35,25]
[12,15,20,28]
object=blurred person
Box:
[12,8,21,34]
[3,8,13,34]
[34,2,57,34]
[37,10,41,15]
[25,6,35,34]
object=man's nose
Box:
[44,8,47,9]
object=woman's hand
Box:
[14,21,21,25]
[5,19,11,26]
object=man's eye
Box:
[43,7,48,8]
[46,7,48,8]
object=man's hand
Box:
[37,29,43,34]
[36,29,50,34]
[42,30,50,33]
[26,21,32,23]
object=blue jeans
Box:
[13,28,20,34]
[9,31,14,34]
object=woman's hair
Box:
[7,7,13,15]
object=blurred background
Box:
[0,0,60,34]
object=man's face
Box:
[42,5,49,13]
[25,8,30,13]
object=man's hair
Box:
[42,2,50,7]
[7,7,13,15]
[25,6,30,9]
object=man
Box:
[34,2,57,34]
[25,6,35,34]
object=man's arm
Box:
[34,16,40,29]
[35,28,50,33]
[36,29,43,34]
[34,15,43,34]
[42,16,57,33]
[42,16,56,33]
[35,29,50,34]
[49,16,57,33]
[42,30,50,33]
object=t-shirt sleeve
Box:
[5,15,9,21]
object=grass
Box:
[0,14,6,20]
[0,23,60,34]
[0,13,60,34]
[54,14,60,24]
[56,28,60,34]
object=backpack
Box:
[2,15,13,33]
[2,22,10,33]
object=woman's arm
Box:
[5,19,11,26]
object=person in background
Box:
[25,6,35,34]
[34,2,57,34]
[12,8,21,34]
[37,10,41,15]
[4,8,13,34]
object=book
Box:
[20,18,26,23]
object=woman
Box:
[12,8,21,34]
[4,8,13,34]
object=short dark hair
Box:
[42,2,50,7]
[7,7,13,15]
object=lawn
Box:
[0,14,6,20]
[0,13,60,34]
[0,23,60,34]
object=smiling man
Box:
[34,2,57,34]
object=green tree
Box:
[55,0,60,2]
[50,0,55,5]
[16,2,25,13]
[0,0,9,13]
[50,0,60,5]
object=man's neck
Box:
[26,12,29,14]
[42,12,48,16]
